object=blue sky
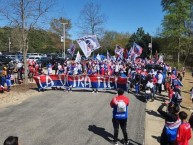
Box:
[0,0,164,39]
[52,0,164,39]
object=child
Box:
[145,87,152,102]
[177,111,192,145]
[5,74,11,92]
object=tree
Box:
[100,31,130,54]
[0,0,53,83]
[77,2,107,37]
[0,27,12,51]
[50,17,72,38]
[161,0,192,68]
[126,27,152,58]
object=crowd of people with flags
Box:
[1,34,193,145]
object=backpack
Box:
[117,100,126,113]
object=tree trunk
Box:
[183,46,190,65]
[21,0,28,84]
[177,51,180,69]
[23,40,28,84]
[177,38,181,69]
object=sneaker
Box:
[111,140,118,145]
[124,141,130,145]
[92,91,95,93]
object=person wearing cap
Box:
[110,88,130,145]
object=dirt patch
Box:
[0,83,41,108]
[181,72,193,115]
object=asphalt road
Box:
[0,89,146,145]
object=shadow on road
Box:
[134,94,146,103]
[88,125,114,142]
[88,125,143,145]
[152,135,161,143]
[154,96,168,102]
[145,109,163,118]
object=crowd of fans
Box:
[1,56,193,144]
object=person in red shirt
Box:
[28,64,35,82]
[110,88,130,145]
[177,111,192,145]
[152,74,157,99]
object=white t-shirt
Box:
[73,67,78,75]
[157,74,163,84]
[146,81,154,89]
[115,64,119,72]
[77,64,82,71]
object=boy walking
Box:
[177,111,192,145]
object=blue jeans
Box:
[135,84,140,94]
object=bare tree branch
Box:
[77,2,107,37]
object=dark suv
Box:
[145,64,163,72]
[0,55,12,65]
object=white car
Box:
[27,56,40,63]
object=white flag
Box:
[75,51,81,62]
[96,53,101,61]
[76,35,100,58]
[107,50,111,60]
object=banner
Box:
[33,75,127,90]
[133,43,143,56]
[76,35,100,58]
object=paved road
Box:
[0,89,145,145]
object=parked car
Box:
[6,54,16,60]
[0,55,12,65]
[36,57,51,67]
[50,57,65,65]
[0,63,3,74]
[27,53,42,58]
[145,64,163,72]
[27,56,40,63]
